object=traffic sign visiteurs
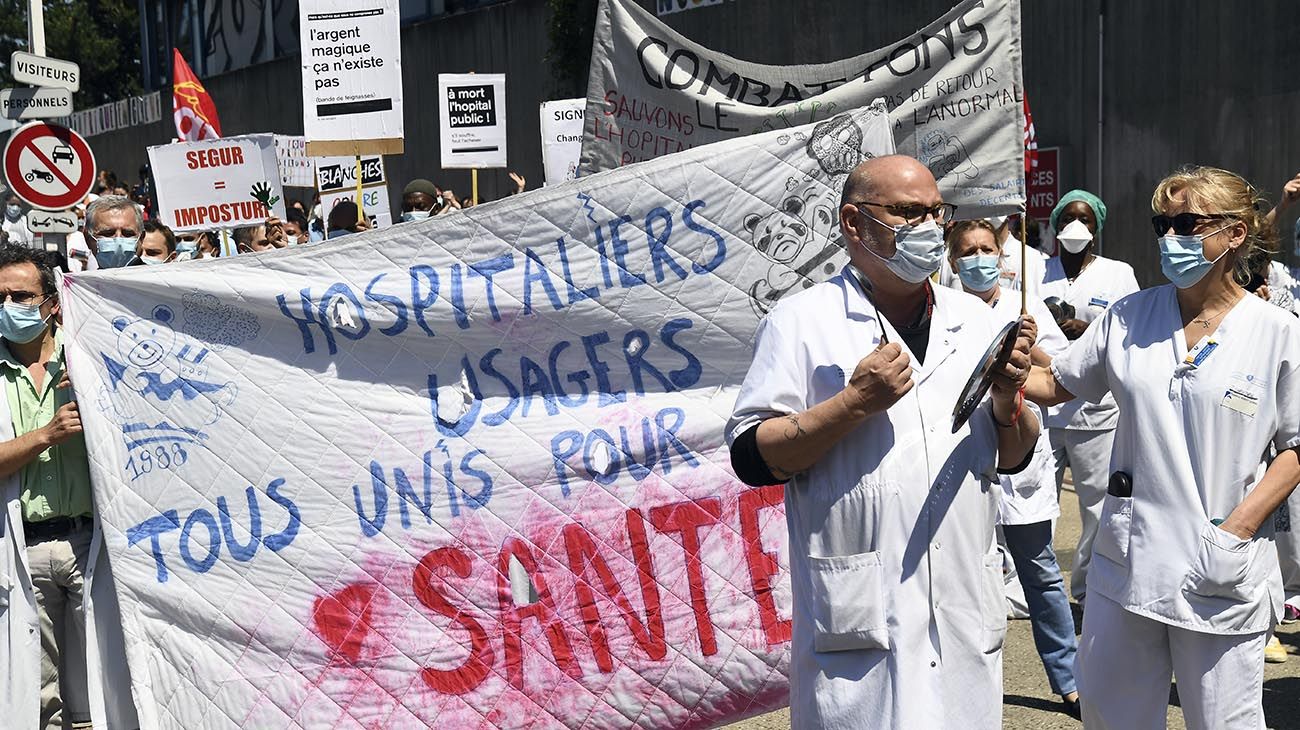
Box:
[3,122,95,211]
[11,51,80,93]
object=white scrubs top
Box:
[1041,254,1140,431]
[990,289,1067,526]
[728,267,1015,729]
[1052,286,1300,634]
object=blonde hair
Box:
[1151,166,1278,284]
[944,218,998,254]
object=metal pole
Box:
[27,0,45,55]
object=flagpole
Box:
[1020,208,1028,315]
[471,168,479,206]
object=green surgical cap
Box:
[1050,189,1107,232]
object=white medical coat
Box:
[0,377,138,728]
[1041,255,1139,431]
[1053,286,1300,634]
[990,290,1067,526]
[728,268,1015,729]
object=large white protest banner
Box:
[148,134,286,232]
[316,154,392,230]
[300,0,404,156]
[540,98,585,185]
[62,102,893,729]
[581,0,1025,217]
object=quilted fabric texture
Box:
[60,103,893,729]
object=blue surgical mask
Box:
[0,299,51,344]
[401,210,431,223]
[1159,229,1232,289]
[4,205,20,220]
[95,236,136,268]
[176,241,198,258]
[956,253,1001,293]
[858,213,947,284]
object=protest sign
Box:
[439,73,508,169]
[62,102,894,729]
[581,0,1026,217]
[315,154,392,229]
[275,135,315,188]
[148,134,287,232]
[540,98,584,186]
[656,0,725,15]
[300,0,404,156]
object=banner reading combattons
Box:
[63,104,894,729]
[580,0,1026,217]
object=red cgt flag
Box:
[173,49,221,141]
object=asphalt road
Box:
[721,484,1300,730]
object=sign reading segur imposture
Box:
[148,134,287,232]
[62,103,895,730]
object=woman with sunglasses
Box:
[1040,189,1140,607]
[1025,166,1300,728]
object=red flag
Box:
[173,49,222,141]
[1023,95,1038,174]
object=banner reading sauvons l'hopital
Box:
[580,0,1026,218]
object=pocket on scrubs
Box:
[1184,521,1261,603]
[808,550,890,652]
[980,551,1008,653]
[1092,494,1133,566]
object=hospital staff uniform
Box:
[988,291,1078,697]
[1052,286,1300,729]
[728,267,1031,729]
[1041,254,1139,601]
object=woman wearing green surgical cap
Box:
[1040,188,1140,609]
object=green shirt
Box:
[0,334,93,522]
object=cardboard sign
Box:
[439,73,508,169]
[0,87,74,120]
[11,51,81,92]
[656,0,725,15]
[300,0,404,156]
[315,154,391,230]
[148,134,287,232]
[1026,146,1059,221]
[540,98,584,186]
[581,0,1027,217]
[275,135,316,188]
[60,103,894,730]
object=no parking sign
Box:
[2,121,95,211]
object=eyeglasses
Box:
[854,201,956,226]
[1151,213,1234,237]
[0,291,48,306]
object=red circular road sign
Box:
[3,121,96,211]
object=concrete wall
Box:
[22,0,1300,285]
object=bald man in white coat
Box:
[728,156,1041,729]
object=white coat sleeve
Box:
[1050,303,1113,403]
[726,311,807,445]
[1275,336,1300,452]
[1028,298,1069,358]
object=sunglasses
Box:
[1151,213,1233,237]
[854,201,957,226]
